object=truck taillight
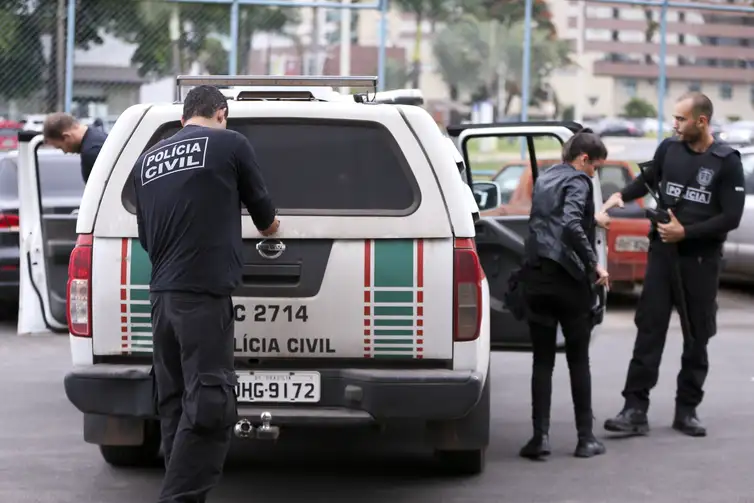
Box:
[453,238,484,342]
[0,212,19,231]
[66,234,93,337]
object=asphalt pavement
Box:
[1,287,753,503]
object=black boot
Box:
[603,408,650,435]
[673,410,706,437]
[573,412,605,458]
[574,434,606,458]
[520,360,552,461]
[519,432,551,460]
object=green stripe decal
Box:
[121,239,154,354]
[363,239,424,359]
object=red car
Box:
[0,120,23,151]
[481,159,651,294]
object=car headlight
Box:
[614,235,650,252]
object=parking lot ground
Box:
[1,287,753,503]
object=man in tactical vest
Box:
[601,92,746,438]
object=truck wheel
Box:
[432,365,491,476]
[99,421,161,468]
[436,448,486,475]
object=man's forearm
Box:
[620,177,649,203]
[684,213,740,240]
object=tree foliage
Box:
[432,16,571,114]
[0,0,296,111]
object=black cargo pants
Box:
[621,242,721,415]
[150,292,238,503]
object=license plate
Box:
[234,371,321,403]
[615,236,649,252]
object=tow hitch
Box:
[233,412,280,440]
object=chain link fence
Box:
[0,0,391,132]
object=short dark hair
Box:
[43,112,79,141]
[182,85,229,122]
[562,128,608,163]
[678,91,713,121]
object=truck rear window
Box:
[123,118,420,216]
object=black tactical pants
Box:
[150,292,238,503]
[622,242,721,415]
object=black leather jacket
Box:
[526,163,598,281]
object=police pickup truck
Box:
[16,76,606,476]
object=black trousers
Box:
[622,242,721,415]
[150,292,238,503]
[524,259,595,438]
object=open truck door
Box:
[447,122,608,350]
[17,131,81,334]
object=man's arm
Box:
[620,138,672,203]
[80,148,99,183]
[563,176,599,272]
[683,154,746,240]
[233,135,278,233]
[80,133,106,183]
[132,173,148,253]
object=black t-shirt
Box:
[621,137,746,255]
[79,126,108,182]
[132,125,277,296]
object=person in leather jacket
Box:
[519,129,610,461]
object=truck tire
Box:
[436,448,486,476]
[99,421,161,468]
[432,365,491,476]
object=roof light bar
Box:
[175,75,378,101]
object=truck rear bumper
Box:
[64,364,485,424]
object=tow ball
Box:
[233,412,280,440]
[255,411,280,440]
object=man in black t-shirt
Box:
[42,112,108,183]
[601,92,745,438]
[132,85,279,503]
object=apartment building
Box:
[550,0,754,120]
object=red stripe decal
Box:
[120,239,129,355]
[363,239,372,358]
[120,238,128,285]
[417,239,424,288]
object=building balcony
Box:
[593,60,754,83]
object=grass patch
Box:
[466,136,563,155]
[643,131,673,139]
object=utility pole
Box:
[339,0,352,93]
[56,0,66,112]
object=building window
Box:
[720,83,733,100]
[689,81,701,92]
[622,78,637,97]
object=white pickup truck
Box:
[15,76,606,476]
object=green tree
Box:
[623,97,656,118]
[433,17,571,116]
[0,0,141,112]
[393,0,457,88]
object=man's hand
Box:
[602,192,624,212]
[595,210,611,229]
[260,217,280,237]
[658,209,685,243]
[595,264,610,287]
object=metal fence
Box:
[0,0,388,124]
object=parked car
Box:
[486,159,651,294]
[595,118,644,138]
[714,121,754,148]
[0,148,84,314]
[720,145,754,284]
[0,120,23,152]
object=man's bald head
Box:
[677,92,713,122]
